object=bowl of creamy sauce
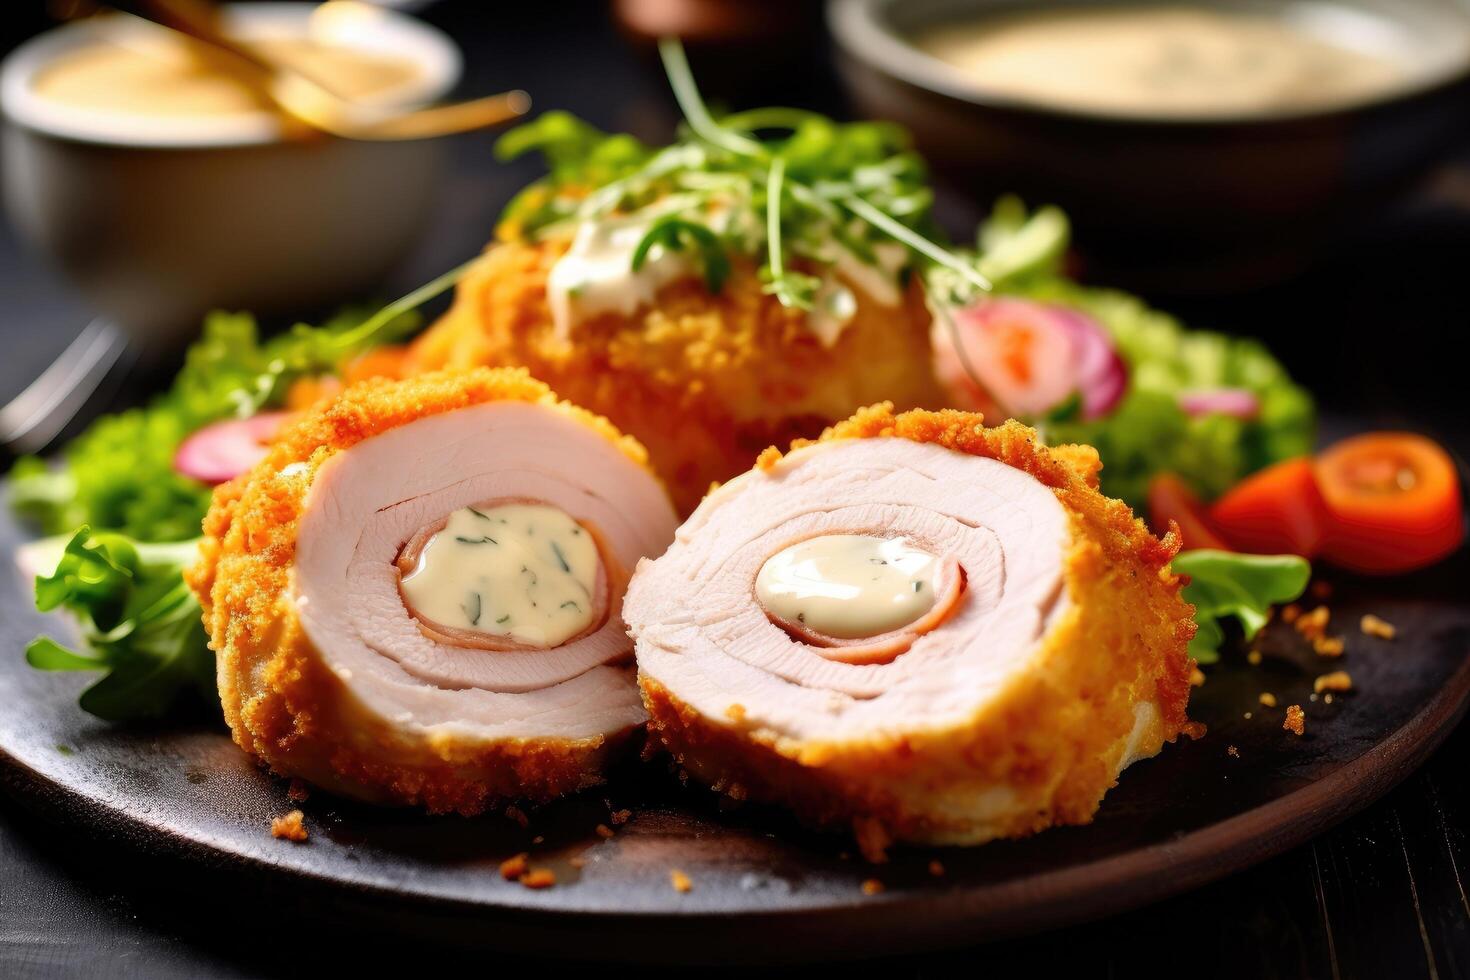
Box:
[829,0,1470,285]
[0,3,462,350]
[5,3,457,145]
[833,0,1470,122]
[916,4,1415,120]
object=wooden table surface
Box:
[3,3,1470,976]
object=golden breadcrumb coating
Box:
[641,404,1198,848]
[406,238,943,514]
[186,368,656,814]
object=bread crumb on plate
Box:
[1360,614,1397,639]
[500,853,530,881]
[270,810,308,842]
[521,868,556,889]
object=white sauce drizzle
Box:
[546,208,906,348]
[399,503,599,647]
[755,534,939,639]
[807,241,906,348]
[547,214,694,342]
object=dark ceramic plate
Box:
[2,493,1468,964]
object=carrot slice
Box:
[1209,458,1329,558]
[1315,432,1463,574]
[1148,474,1230,551]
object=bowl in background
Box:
[829,0,1470,290]
[0,3,462,355]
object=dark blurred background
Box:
[3,1,1470,975]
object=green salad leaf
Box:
[8,305,422,542]
[1034,279,1316,506]
[1174,549,1311,664]
[7,262,472,721]
[969,199,1317,508]
[26,527,210,721]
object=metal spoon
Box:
[104,0,531,140]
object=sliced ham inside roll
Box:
[625,404,1197,852]
[187,369,677,814]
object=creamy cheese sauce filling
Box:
[755,534,941,640]
[399,503,600,647]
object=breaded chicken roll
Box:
[187,369,678,813]
[408,239,941,515]
[625,405,1196,852]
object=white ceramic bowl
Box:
[1,4,463,353]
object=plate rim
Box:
[4,642,1468,962]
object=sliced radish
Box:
[931,297,1126,422]
[1178,387,1261,420]
[1049,307,1126,420]
[174,412,289,485]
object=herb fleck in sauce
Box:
[400,503,600,647]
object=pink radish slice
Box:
[1177,387,1261,420]
[938,298,1078,419]
[1049,307,1127,420]
[932,297,1127,422]
[174,412,289,485]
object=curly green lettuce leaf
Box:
[26,527,211,721]
[1174,550,1311,664]
[495,111,654,237]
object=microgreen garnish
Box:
[232,257,481,417]
[631,214,731,294]
[494,37,990,331]
[659,38,764,158]
[762,158,819,309]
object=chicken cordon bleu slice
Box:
[187,369,678,814]
[625,404,1197,852]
